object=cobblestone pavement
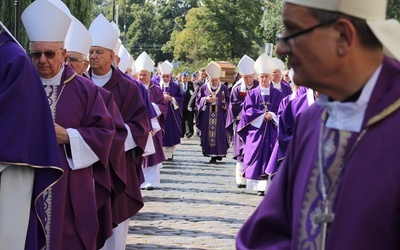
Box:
[126,137,264,250]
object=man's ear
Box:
[335,18,357,56]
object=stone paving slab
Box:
[126,137,264,249]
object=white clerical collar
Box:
[160,80,169,87]
[206,80,221,94]
[260,85,270,95]
[91,69,112,87]
[317,64,382,132]
[41,65,65,85]
[142,82,150,90]
[272,81,281,90]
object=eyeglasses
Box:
[64,57,84,63]
[277,19,337,52]
[30,49,62,59]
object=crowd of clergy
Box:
[0,0,322,248]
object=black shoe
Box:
[186,133,193,139]
[237,184,246,188]
[216,156,222,161]
[209,157,217,163]
[145,186,154,191]
[257,191,265,196]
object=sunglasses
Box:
[30,49,62,59]
[64,57,83,63]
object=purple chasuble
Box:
[45,65,115,250]
[91,66,151,224]
[93,86,128,248]
[196,82,230,157]
[237,57,400,250]
[0,31,63,250]
[143,82,168,167]
[226,80,259,161]
[237,87,283,180]
[161,79,184,147]
[266,91,315,176]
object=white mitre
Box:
[21,0,72,42]
[237,55,255,75]
[135,51,155,73]
[89,14,118,51]
[159,60,173,75]
[205,61,221,78]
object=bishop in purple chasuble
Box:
[45,65,115,250]
[93,66,150,224]
[237,86,283,180]
[161,79,184,147]
[237,57,400,250]
[196,82,230,157]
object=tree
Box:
[1,0,32,49]
[165,0,265,62]
[387,0,400,20]
[261,0,284,56]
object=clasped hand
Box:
[264,112,272,121]
[206,95,217,104]
[164,92,172,102]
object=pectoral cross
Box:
[313,201,334,250]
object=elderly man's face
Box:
[242,74,255,86]
[138,70,151,84]
[30,41,66,79]
[283,70,291,82]
[162,74,171,83]
[65,51,88,75]
[89,46,114,75]
[272,69,282,82]
[210,78,219,87]
[276,3,337,87]
[258,74,272,88]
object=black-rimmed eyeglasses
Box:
[277,19,337,52]
[30,49,62,59]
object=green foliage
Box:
[387,0,400,20]
[1,0,399,67]
[64,0,93,27]
[166,0,266,63]
[1,0,32,49]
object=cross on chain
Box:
[313,201,335,250]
